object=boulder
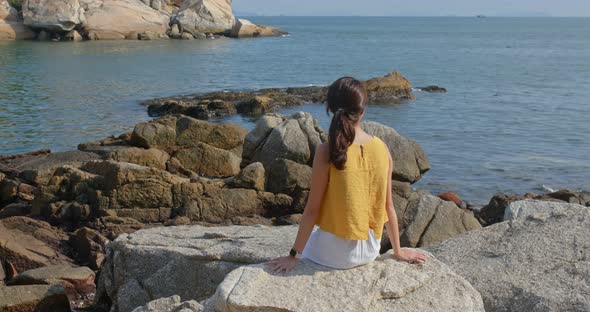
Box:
[175,116,247,150]
[362,121,430,183]
[0,0,35,40]
[274,213,302,225]
[175,143,241,178]
[242,113,285,160]
[171,0,234,35]
[11,264,95,299]
[209,251,484,312]
[0,202,31,218]
[183,188,280,222]
[84,0,169,40]
[426,201,590,312]
[363,71,415,102]
[266,158,311,195]
[180,31,194,40]
[81,160,195,209]
[226,162,265,191]
[417,85,447,93]
[0,150,99,185]
[69,227,109,270]
[542,189,590,206]
[230,18,286,38]
[479,190,590,226]
[22,0,85,32]
[95,225,297,312]
[0,217,72,273]
[0,178,18,204]
[400,194,481,247]
[82,145,170,170]
[235,95,273,116]
[245,113,325,167]
[64,29,83,40]
[131,118,177,150]
[229,214,272,226]
[503,199,586,221]
[132,295,203,312]
[478,193,528,225]
[0,285,71,311]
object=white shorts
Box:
[302,227,381,270]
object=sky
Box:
[233,0,590,17]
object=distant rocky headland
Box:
[0,71,588,311]
[0,0,285,41]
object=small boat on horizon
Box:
[476,15,487,18]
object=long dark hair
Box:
[326,77,368,170]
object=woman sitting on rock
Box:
[267,77,427,273]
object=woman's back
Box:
[317,136,391,241]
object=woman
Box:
[267,77,427,273]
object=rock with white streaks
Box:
[95,224,297,312]
[22,0,85,32]
[426,200,590,311]
[209,251,484,312]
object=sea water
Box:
[1,17,589,203]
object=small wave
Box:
[541,184,556,193]
[281,34,291,37]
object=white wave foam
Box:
[541,184,556,193]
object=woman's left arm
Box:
[266,143,330,273]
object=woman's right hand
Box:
[393,248,427,264]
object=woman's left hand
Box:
[265,256,300,274]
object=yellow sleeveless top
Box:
[317,136,390,240]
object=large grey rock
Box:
[171,0,235,35]
[245,112,325,167]
[504,199,585,221]
[132,295,203,312]
[479,190,590,226]
[426,201,590,312]
[209,251,484,312]
[96,225,297,312]
[362,121,429,183]
[23,0,85,32]
[242,113,284,160]
[84,0,169,40]
[400,194,481,247]
[0,0,35,40]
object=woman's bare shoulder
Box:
[316,143,330,160]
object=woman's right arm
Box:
[384,153,427,264]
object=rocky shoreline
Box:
[0,71,588,311]
[1,0,285,41]
[145,71,418,120]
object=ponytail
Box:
[329,110,356,169]
[326,77,368,170]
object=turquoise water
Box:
[1,17,589,203]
